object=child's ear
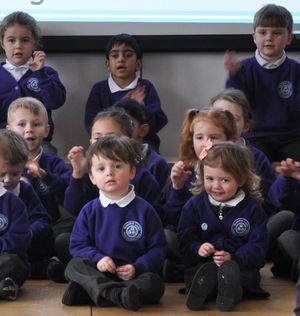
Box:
[6,124,10,130]
[105,59,110,70]
[136,59,142,71]
[44,124,50,138]
[242,122,250,134]
[287,33,294,45]
[89,172,96,185]
[130,166,136,180]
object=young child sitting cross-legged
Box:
[62,135,167,311]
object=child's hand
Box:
[26,159,46,178]
[213,250,231,267]
[198,242,216,257]
[29,50,46,71]
[116,264,135,280]
[67,146,86,178]
[275,158,300,180]
[125,85,145,104]
[97,256,116,273]
[170,161,192,190]
[224,50,243,76]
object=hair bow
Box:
[199,138,213,160]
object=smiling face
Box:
[192,120,228,158]
[89,153,136,200]
[253,26,293,61]
[106,43,141,88]
[1,24,36,66]
[7,108,49,158]
[203,164,241,202]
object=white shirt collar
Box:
[3,59,31,81]
[255,49,286,69]
[108,74,138,93]
[11,182,20,197]
[31,147,43,162]
[209,189,245,208]
[0,182,7,197]
[99,184,136,207]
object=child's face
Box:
[7,108,49,156]
[203,164,241,202]
[89,154,136,200]
[1,24,36,67]
[193,121,228,158]
[253,26,293,61]
[90,118,125,144]
[212,100,249,137]
[0,161,24,191]
[106,43,141,85]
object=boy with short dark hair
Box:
[84,33,168,152]
[62,135,167,310]
[115,98,170,189]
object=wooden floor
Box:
[0,264,296,316]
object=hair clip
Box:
[199,138,213,160]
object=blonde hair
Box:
[179,108,237,170]
[192,142,262,203]
[7,97,48,124]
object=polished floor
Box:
[0,264,296,316]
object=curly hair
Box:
[191,142,262,203]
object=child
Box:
[47,107,163,283]
[0,11,66,153]
[65,107,162,218]
[178,142,269,312]
[164,108,237,228]
[6,97,72,235]
[62,135,166,310]
[84,33,168,152]
[210,89,294,257]
[162,108,237,282]
[0,129,31,300]
[268,158,300,281]
[224,4,300,162]
[115,98,170,189]
[0,129,52,277]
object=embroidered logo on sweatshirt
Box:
[27,77,41,93]
[0,214,8,233]
[231,218,250,236]
[122,221,142,241]
[35,179,48,195]
[278,81,293,99]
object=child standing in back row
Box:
[224,4,300,162]
[178,142,269,312]
[62,135,166,311]
[0,11,66,153]
[84,33,168,152]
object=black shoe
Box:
[186,262,218,311]
[47,260,67,283]
[107,285,143,311]
[0,277,18,301]
[62,281,93,306]
[216,260,241,311]
[30,258,58,279]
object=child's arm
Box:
[170,161,192,190]
[269,159,300,211]
[138,80,168,133]
[67,146,86,178]
[25,52,66,110]
[224,50,243,76]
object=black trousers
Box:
[0,253,29,287]
[65,257,165,306]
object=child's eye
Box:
[220,178,230,184]
[17,122,26,127]
[33,122,42,127]
[115,164,123,170]
[124,50,135,58]
[205,176,213,182]
[97,166,105,172]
